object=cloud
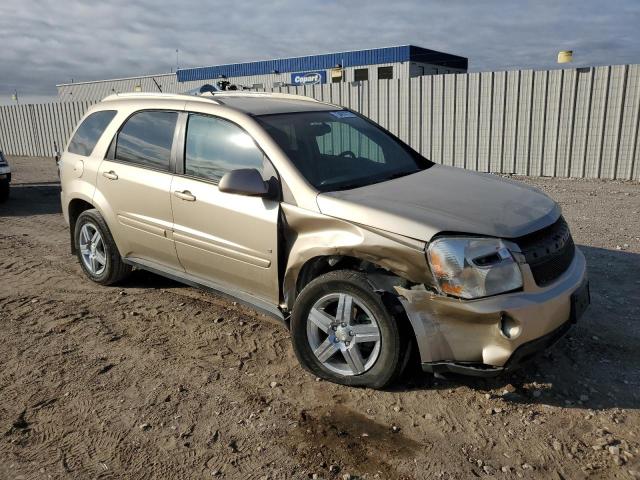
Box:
[0,0,638,102]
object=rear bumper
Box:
[396,248,588,373]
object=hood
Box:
[316,165,560,241]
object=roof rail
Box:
[199,91,321,103]
[101,91,223,105]
[100,90,326,106]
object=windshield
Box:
[256,110,433,191]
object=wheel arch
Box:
[287,254,421,361]
[67,197,96,254]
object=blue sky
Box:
[0,0,638,103]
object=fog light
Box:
[499,314,521,339]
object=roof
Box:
[176,45,468,83]
[99,91,340,115]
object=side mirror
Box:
[219,168,270,197]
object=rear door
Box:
[96,110,183,271]
[170,113,280,304]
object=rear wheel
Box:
[74,209,131,285]
[291,270,408,389]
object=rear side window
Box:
[184,114,264,183]
[115,111,178,171]
[68,110,117,156]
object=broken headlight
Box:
[426,237,523,299]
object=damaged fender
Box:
[281,203,433,310]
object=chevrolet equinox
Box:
[59,91,590,388]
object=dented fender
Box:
[281,203,432,310]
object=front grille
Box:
[514,216,575,287]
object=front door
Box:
[170,113,280,304]
[96,110,182,271]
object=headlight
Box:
[426,237,523,299]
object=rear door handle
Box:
[174,190,196,201]
[102,170,118,180]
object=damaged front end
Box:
[280,201,589,378]
[394,245,588,377]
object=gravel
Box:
[0,157,638,479]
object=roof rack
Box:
[102,90,322,105]
[197,90,321,103]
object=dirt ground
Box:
[0,156,638,480]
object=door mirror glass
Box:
[219,168,270,197]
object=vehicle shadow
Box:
[119,268,184,289]
[397,245,640,411]
[0,183,62,216]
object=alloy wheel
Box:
[79,222,107,276]
[306,292,382,376]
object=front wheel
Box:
[290,270,408,389]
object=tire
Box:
[74,209,131,285]
[290,270,409,389]
[0,179,9,203]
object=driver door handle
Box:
[102,170,118,180]
[174,190,196,202]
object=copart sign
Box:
[290,71,327,85]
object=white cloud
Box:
[0,0,638,100]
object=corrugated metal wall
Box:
[3,64,639,180]
[256,64,639,180]
[0,100,98,157]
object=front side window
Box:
[184,114,264,183]
[115,111,178,171]
[257,110,432,192]
[68,110,117,156]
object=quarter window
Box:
[68,110,117,156]
[185,114,264,183]
[115,111,178,171]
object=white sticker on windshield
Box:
[330,111,357,118]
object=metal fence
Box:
[0,100,97,157]
[1,64,639,180]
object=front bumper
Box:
[395,248,588,375]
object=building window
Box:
[378,66,393,80]
[354,68,369,81]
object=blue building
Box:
[57,45,468,100]
[177,45,468,89]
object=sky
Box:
[0,0,638,104]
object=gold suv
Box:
[60,91,589,388]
